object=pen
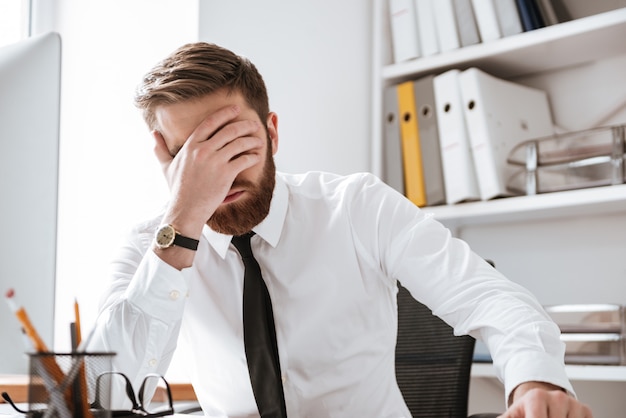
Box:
[4,288,66,382]
[4,288,49,352]
[5,289,78,414]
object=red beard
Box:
[207,144,276,236]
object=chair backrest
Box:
[395,283,476,418]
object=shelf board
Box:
[423,184,626,227]
[472,363,626,382]
[382,8,626,83]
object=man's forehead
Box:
[157,91,243,130]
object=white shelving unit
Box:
[424,183,626,230]
[371,4,626,176]
[381,8,626,82]
[472,363,626,383]
[372,1,626,414]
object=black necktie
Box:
[232,232,287,418]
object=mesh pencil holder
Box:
[27,352,115,418]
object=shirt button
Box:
[281,374,287,384]
[169,290,180,300]
[148,358,157,367]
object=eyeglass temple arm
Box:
[137,373,174,412]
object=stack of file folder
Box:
[383,67,555,206]
[545,304,626,365]
[387,0,563,64]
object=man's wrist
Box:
[152,220,203,270]
[509,381,567,406]
[155,224,200,250]
[153,244,196,270]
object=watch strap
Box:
[173,233,199,251]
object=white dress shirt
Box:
[91,171,573,417]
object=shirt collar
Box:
[203,173,288,259]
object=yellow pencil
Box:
[73,297,94,418]
[74,298,82,345]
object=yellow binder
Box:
[396,81,426,207]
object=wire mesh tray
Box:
[506,125,625,195]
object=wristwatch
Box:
[154,224,199,251]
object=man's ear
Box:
[267,112,279,155]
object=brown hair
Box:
[134,42,269,130]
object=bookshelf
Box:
[371,4,626,176]
[372,1,626,414]
[380,7,626,83]
[424,183,626,230]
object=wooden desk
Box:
[0,375,29,403]
[154,382,197,402]
[0,374,197,404]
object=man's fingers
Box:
[221,134,265,162]
[188,104,242,145]
[152,130,173,165]
[213,119,261,150]
[191,119,261,157]
[501,388,594,418]
[227,150,262,175]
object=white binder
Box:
[453,0,481,47]
[414,0,440,56]
[432,0,460,52]
[433,69,480,204]
[459,68,554,200]
[389,0,421,63]
[471,0,502,42]
[493,0,524,37]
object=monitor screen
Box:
[0,32,61,374]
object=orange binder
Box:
[396,81,426,207]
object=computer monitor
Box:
[0,32,61,374]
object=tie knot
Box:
[232,232,255,259]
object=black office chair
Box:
[395,282,500,418]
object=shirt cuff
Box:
[502,351,576,404]
[124,250,190,320]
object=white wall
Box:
[49,0,199,352]
[198,0,373,175]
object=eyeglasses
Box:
[91,372,174,417]
[2,372,174,418]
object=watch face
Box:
[155,224,176,248]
